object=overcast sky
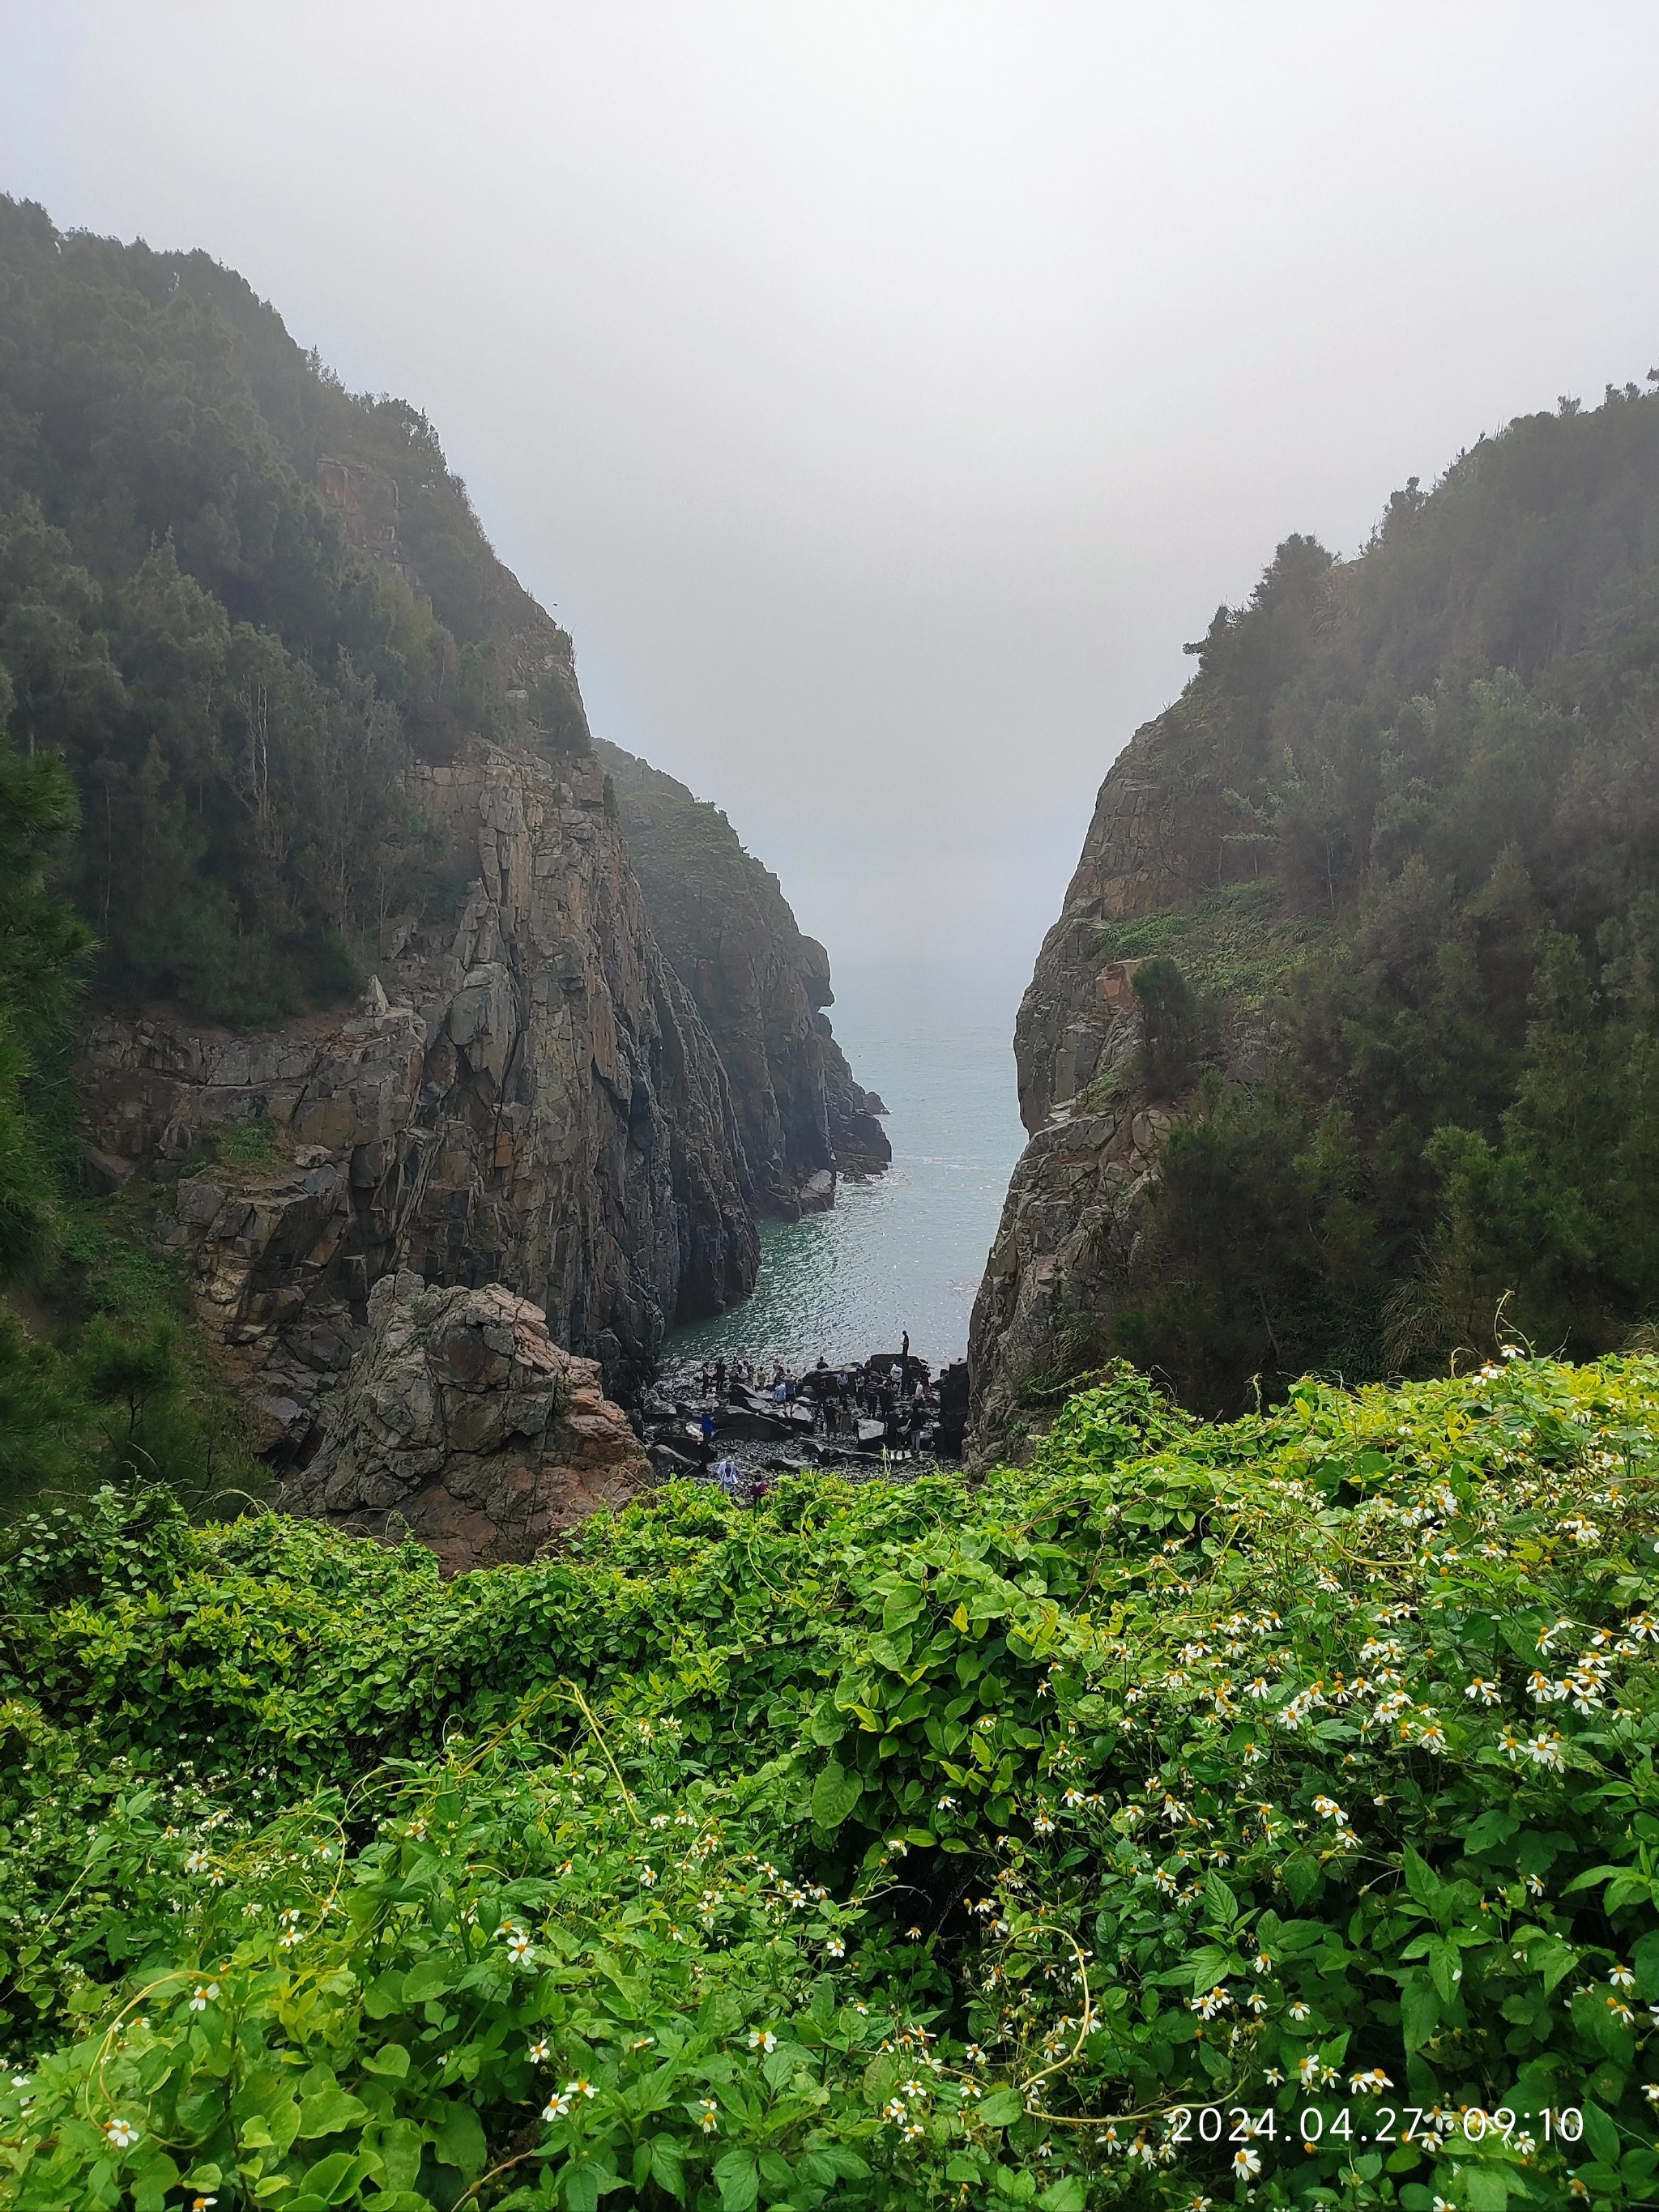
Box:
[5,2,1659,1025]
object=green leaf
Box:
[979,2088,1025,2128]
[1464,2173,1508,2211]
[810,1759,863,1831]
[294,2150,369,2206]
[1427,1936,1465,2003]
[806,1699,846,1747]
[1402,1843,1446,1917]
[881,1582,928,1630]
[713,2146,759,2212]
[1582,2099,1620,2163]
[1532,1934,1577,1993]
[1037,2179,1085,2212]
[1184,1946,1232,1992]
[1401,1975,1440,2052]
[297,2085,369,2138]
[433,2099,487,2178]
[1282,1852,1321,1905]
[1461,1809,1520,1855]
[361,1971,405,2018]
[360,2043,410,2078]
[377,2118,424,2193]
[649,2135,685,2202]
[258,2089,302,2156]
[400,1955,451,2002]
[1203,1869,1239,1925]
[565,2162,602,2212]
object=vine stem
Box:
[1013,1926,1094,2103]
[555,1679,642,1823]
[453,2146,544,2206]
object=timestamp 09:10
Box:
[1171,2104,1586,2149]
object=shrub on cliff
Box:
[1074,385,1659,1410]
[0,196,576,1021]
[4,1353,1659,2206]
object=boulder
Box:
[279,1270,650,1573]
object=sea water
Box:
[664,999,1026,1376]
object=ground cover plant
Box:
[3,1353,1659,2209]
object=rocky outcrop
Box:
[597,741,890,1215]
[278,1270,649,1572]
[80,742,759,1455]
[966,723,1224,1460]
[1012,725,1224,1133]
[817,1015,891,1179]
[967,1097,1181,1456]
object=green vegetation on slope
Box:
[0,197,585,1025]
[0,650,261,1518]
[1089,386,1659,1411]
[4,1353,1659,2207]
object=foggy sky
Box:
[5,2,1659,1027]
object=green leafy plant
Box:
[3,1353,1659,2205]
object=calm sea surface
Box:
[666,1006,1026,1376]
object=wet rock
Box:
[280,1270,650,1572]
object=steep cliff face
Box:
[79,744,758,1452]
[967,722,1299,1457]
[1009,725,1224,1136]
[967,726,1211,1456]
[976,390,1659,1437]
[596,741,890,1214]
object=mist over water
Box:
[665,999,1024,1375]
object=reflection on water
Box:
[666,1018,1024,1375]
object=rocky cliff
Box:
[79,742,759,1456]
[596,741,890,1215]
[967,726,1192,1455]
[2,201,896,1558]
[279,1270,650,1574]
[965,714,1297,1458]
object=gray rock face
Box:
[279,1271,650,1573]
[967,722,1222,1460]
[967,1097,1181,1457]
[79,743,760,1454]
[597,742,891,1215]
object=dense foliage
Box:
[0,643,260,1515]
[4,1353,1659,2208]
[0,197,583,1023]
[1086,386,1659,1410]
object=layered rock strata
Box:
[279,1270,649,1573]
[79,743,758,1455]
[598,741,890,1215]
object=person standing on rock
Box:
[715,1455,740,1498]
[714,1357,727,1399]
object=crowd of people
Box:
[685,1342,939,1497]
